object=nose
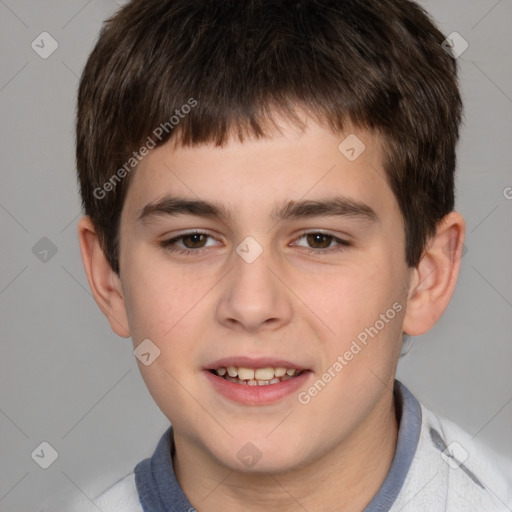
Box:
[215,240,293,333]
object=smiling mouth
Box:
[209,366,305,386]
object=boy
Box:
[74,0,512,510]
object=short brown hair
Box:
[76,0,462,275]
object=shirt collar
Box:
[135,380,422,512]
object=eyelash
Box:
[159,230,351,256]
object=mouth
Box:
[208,365,304,386]
[204,359,311,405]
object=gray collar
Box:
[134,380,422,511]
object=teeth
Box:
[226,366,238,377]
[214,365,300,383]
[237,367,255,380]
[274,367,287,377]
[254,367,274,380]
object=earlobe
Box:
[77,216,131,338]
[402,211,466,336]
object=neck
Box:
[173,388,399,512]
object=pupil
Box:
[185,234,205,248]
[308,233,330,248]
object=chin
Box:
[212,436,311,475]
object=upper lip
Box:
[205,356,308,371]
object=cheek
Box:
[122,252,211,344]
[307,263,391,329]
[304,255,405,361]
[122,261,210,419]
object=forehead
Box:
[121,118,397,227]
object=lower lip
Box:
[204,370,312,405]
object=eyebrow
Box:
[137,194,378,225]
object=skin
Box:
[78,114,465,511]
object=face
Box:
[117,117,412,473]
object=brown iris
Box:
[180,233,208,248]
[305,233,333,249]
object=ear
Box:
[77,216,130,338]
[402,211,465,336]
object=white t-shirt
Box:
[67,381,512,511]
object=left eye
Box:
[293,232,350,251]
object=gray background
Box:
[1,0,511,510]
